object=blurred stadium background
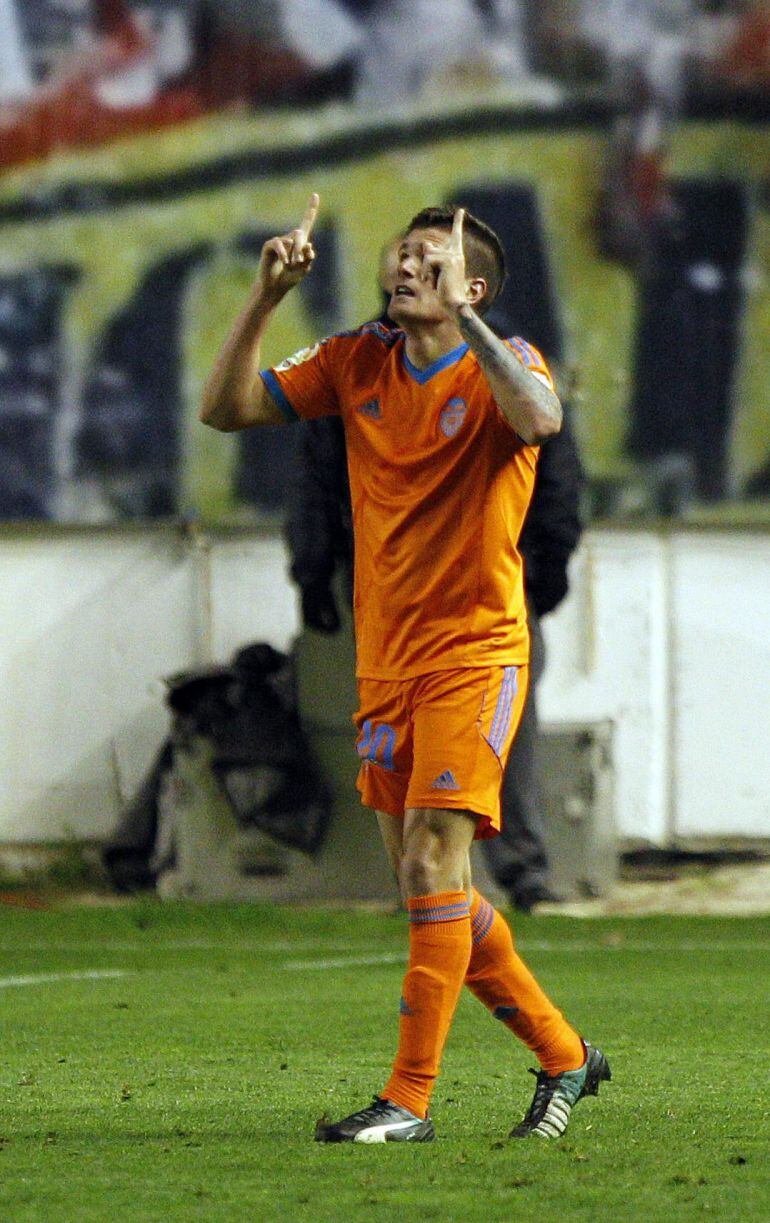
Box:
[0,0,768,900]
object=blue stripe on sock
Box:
[409,902,470,924]
[471,901,495,944]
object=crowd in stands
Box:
[0,1,767,148]
[0,2,767,508]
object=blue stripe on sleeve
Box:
[260,369,299,422]
[508,337,538,367]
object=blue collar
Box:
[402,342,469,384]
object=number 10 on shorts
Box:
[356,720,397,772]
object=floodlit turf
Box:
[0,903,768,1222]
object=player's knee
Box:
[400,808,474,898]
[400,851,434,897]
[400,845,465,898]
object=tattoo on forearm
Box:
[457,309,514,378]
[456,307,560,430]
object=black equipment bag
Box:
[102,643,332,892]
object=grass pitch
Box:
[0,902,768,1222]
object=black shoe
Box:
[510,1043,611,1138]
[510,883,564,914]
[314,1096,435,1144]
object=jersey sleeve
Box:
[505,337,556,391]
[260,336,341,422]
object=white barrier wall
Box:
[0,527,299,844]
[539,531,672,844]
[540,528,770,843]
[668,533,770,839]
[0,525,768,846]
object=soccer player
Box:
[200,193,611,1143]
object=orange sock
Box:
[381,891,471,1119]
[466,889,584,1074]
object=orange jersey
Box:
[261,322,554,680]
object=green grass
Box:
[0,904,768,1222]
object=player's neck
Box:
[401,319,465,370]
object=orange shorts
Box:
[354,665,528,839]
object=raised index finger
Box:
[297,192,320,242]
[450,208,465,250]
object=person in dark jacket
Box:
[285,387,584,912]
[285,412,353,634]
[481,405,583,910]
[286,238,397,631]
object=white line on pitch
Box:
[0,969,130,989]
[520,940,770,953]
[0,940,381,954]
[285,953,406,970]
[284,941,770,971]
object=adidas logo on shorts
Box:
[430,770,460,791]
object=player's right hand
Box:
[421,207,470,317]
[258,193,319,299]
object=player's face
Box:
[388,228,455,324]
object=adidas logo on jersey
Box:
[430,770,460,791]
[357,398,382,419]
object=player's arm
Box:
[455,307,562,444]
[423,210,562,445]
[200,193,319,432]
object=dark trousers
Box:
[482,608,550,894]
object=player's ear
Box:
[466,277,487,309]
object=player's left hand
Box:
[420,208,471,317]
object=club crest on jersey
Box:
[357,398,382,420]
[440,397,467,438]
[274,342,322,371]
